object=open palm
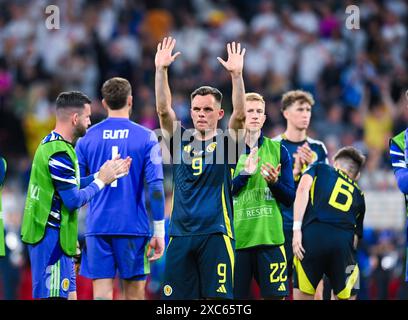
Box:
[155,36,181,69]
[217,42,246,75]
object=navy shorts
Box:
[283,228,294,279]
[234,245,288,299]
[28,227,76,299]
[80,235,150,280]
[293,222,359,299]
[162,233,235,299]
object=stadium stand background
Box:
[0,0,407,299]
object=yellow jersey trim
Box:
[293,257,316,295]
[221,183,233,238]
[337,265,359,299]
[310,176,317,205]
[223,234,235,286]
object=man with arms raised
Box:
[155,37,246,299]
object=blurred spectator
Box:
[291,2,319,34]
[219,5,247,41]
[140,7,174,48]
[250,1,280,35]
[313,103,347,138]
[22,83,55,158]
[0,185,25,300]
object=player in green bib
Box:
[0,156,7,257]
[232,93,295,299]
[389,94,408,282]
[21,91,131,299]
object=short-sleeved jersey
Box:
[302,163,365,237]
[75,118,163,236]
[168,127,239,238]
[272,134,328,230]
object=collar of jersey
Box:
[245,131,264,154]
[281,133,308,145]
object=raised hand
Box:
[244,147,260,175]
[217,42,246,76]
[155,37,181,70]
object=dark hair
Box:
[56,91,91,109]
[191,86,223,107]
[101,77,132,110]
[333,146,366,178]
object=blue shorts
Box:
[80,235,150,280]
[28,227,76,299]
[283,229,294,279]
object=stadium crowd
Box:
[0,0,408,299]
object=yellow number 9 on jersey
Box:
[192,158,203,176]
[328,178,354,212]
[217,263,226,283]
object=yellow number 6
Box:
[328,178,354,212]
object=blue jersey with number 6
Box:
[302,162,365,238]
[75,118,163,236]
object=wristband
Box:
[153,220,165,238]
[293,220,302,230]
[94,178,105,190]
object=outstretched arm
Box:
[50,153,131,212]
[155,37,181,139]
[218,42,246,135]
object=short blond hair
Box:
[281,90,314,111]
[245,92,265,107]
